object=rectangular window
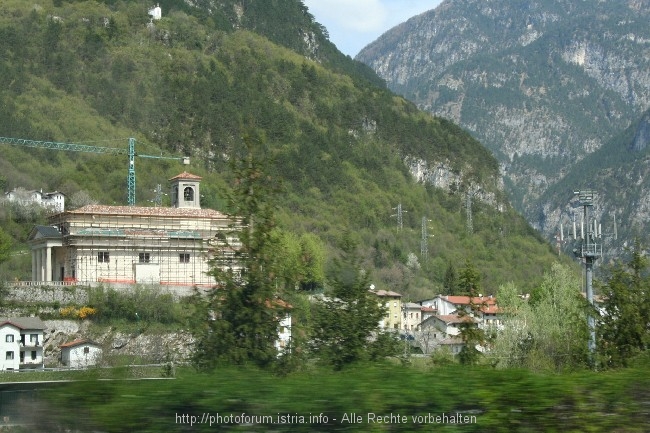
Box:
[5,351,13,360]
[30,334,38,345]
[5,335,13,343]
[31,351,36,360]
[98,251,110,263]
[179,253,190,263]
[139,253,150,263]
[84,347,90,354]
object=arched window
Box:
[183,187,194,201]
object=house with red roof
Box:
[419,294,503,330]
[59,338,102,368]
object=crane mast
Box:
[0,136,188,206]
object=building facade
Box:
[372,289,402,330]
[60,339,102,368]
[0,317,46,370]
[5,188,65,213]
[28,172,237,287]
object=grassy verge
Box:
[31,360,650,432]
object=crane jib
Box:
[0,136,188,206]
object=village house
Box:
[5,188,65,213]
[419,294,503,330]
[0,317,46,370]
[420,314,479,338]
[59,338,102,368]
[371,288,402,330]
[27,172,238,289]
[402,302,423,332]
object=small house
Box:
[60,339,102,368]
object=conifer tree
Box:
[192,135,285,369]
[309,235,396,369]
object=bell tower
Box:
[169,172,202,209]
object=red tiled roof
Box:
[67,204,228,219]
[480,305,501,314]
[59,338,100,349]
[421,306,437,312]
[169,171,202,181]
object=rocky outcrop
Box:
[357,0,650,246]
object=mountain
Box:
[0,0,567,295]
[356,0,650,253]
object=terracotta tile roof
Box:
[66,204,228,219]
[480,305,501,314]
[421,306,437,313]
[169,171,202,181]
[59,338,100,349]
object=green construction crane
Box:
[0,136,189,206]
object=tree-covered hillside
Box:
[0,0,570,295]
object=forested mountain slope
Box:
[0,0,567,295]
[357,0,650,255]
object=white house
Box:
[148,4,162,20]
[402,302,423,332]
[59,339,102,368]
[0,317,46,370]
[5,188,65,213]
[420,314,479,338]
[419,295,502,329]
[371,289,402,330]
[439,337,465,355]
[267,299,292,355]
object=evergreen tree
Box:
[309,236,396,369]
[443,261,458,295]
[456,260,485,365]
[458,259,481,296]
[598,241,650,368]
[192,135,285,369]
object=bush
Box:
[87,286,178,324]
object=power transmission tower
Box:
[421,216,433,260]
[391,203,407,231]
[465,192,473,234]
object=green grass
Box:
[32,360,650,432]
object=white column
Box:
[45,246,52,282]
[35,248,42,282]
[31,250,37,281]
[40,248,46,281]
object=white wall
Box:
[0,325,21,370]
[62,345,102,368]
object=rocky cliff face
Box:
[357,0,650,248]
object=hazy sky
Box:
[303,0,443,58]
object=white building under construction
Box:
[28,172,236,287]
